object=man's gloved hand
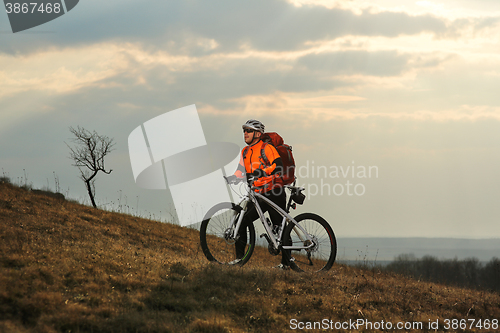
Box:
[251,169,266,179]
[225,175,238,184]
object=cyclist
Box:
[225,119,289,269]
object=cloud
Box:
[2,35,498,132]
[0,0,461,55]
[0,44,130,99]
[1,0,499,132]
[297,50,411,76]
[287,0,500,20]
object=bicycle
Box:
[199,175,337,272]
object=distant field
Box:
[336,237,500,262]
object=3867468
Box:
[5,2,62,14]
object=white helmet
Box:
[242,119,265,133]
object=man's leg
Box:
[263,189,289,266]
[234,203,259,259]
[265,189,287,230]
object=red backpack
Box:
[260,132,296,185]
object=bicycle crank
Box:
[260,233,280,256]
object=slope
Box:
[1,181,499,332]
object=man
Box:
[226,119,290,269]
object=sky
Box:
[1,0,500,239]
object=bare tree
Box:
[67,126,115,208]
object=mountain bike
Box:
[199,176,337,272]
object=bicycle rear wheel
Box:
[283,213,337,272]
[200,202,255,266]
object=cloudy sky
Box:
[2,0,500,239]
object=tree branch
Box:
[66,126,115,208]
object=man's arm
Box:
[235,147,247,175]
[226,161,245,184]
[262,145,283,176]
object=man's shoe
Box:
[228,258,242,265]
[273,263,290,270]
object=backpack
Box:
[259,132,296,185]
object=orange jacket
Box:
[234,140,282,192]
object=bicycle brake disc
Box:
[224,228,236,245]
[304,236,319,253]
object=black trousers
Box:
[235,189,289,264]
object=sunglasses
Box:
[243,128,255,133]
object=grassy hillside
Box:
[1,181,499,332]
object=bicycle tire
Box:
[283,213,337,272]
[200,202,256,266]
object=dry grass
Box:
[1,182,499,332]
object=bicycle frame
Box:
[230,185,314,252]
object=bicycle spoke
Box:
[200,203,255,266]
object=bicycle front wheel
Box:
[200,202,255,266]
[283,213,337,272]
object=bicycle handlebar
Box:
[224,175,304,193]
[223,174,252,185]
